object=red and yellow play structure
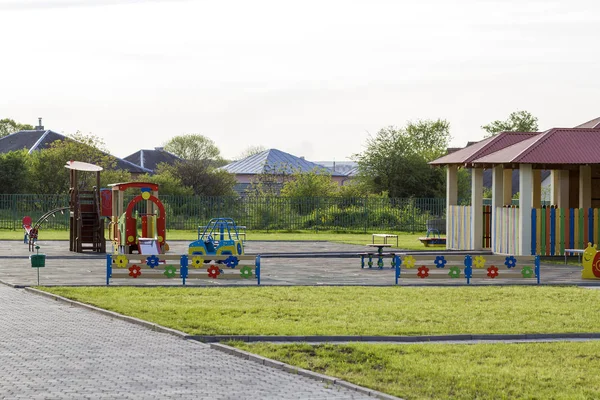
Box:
[105,182,167,254]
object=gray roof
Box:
[313,161,357,175]
[221,149,347,176]
[0,129,150,174]
[124,148,182,172]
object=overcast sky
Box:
[1,0,599,162]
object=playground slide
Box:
[138,238,160,255]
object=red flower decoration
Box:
[128,265,141,278]
[207,265,221,279]
[487,265,499,279]
[417,265,429,279]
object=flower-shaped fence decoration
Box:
[521,266,534,278]
[403,255,416,269]
[163,265,177,278]
[448,266,461,279]
[240,266,253,279]
[417,266,429,279]
[473,256,486,269]
[114,255,129,268]
[207,265,221,279]
[225,256,239,268]
[128,265,141,278]
[146,255,160,269]
[487,265,499,278]
[434,256,447,269]
[504,256,517,269]
[191,256,204,269]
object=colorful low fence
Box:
[395,254,540,285]
[106,254,261,285]
[447,205,473,250]
[531,207,600,256]
[493,206,520,255]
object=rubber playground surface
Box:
[0,240,588,287]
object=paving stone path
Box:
[0,285,371,399]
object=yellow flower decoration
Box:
[473,256,486,269]
[403,255,416,269]
[191,256,205,269]
[114,255,129,268]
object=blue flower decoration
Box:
[146,255,160,269]
[504,256,517,269]
[434,256,447,269]
[225,256,239,268]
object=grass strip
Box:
[232,341,600,400]
[41,286,600,336]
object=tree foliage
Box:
[280,168,339,198]
[149,161,236,196]
[354,119,451,198]
[0,118,34,138]
[163,134,222,162]
[482,110,539,138]
[0,150,31,193]
[234,145,267,161]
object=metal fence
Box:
[1,194,447,233]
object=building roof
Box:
[220,148,347,176]
[473,128,600,165]
[574,117,600,129]
[124,147,182,172]
[429,132,538,166]
[0,129,150,174]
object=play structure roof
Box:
[473,128,600,166]
[220,148,347,176]
[124,147,182,173]
[429,132,538,166]
[0,129,151,174]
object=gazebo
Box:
[430,118,600,256]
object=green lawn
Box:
[41,286,600,336]
[233,341,600,400]
[5,229,429,249]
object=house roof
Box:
[473,128,600,165]
[220,149,347,176]
[124,148,182,172]
[429,132,538,166]
[574,117,600,129]
[0,129,150,174]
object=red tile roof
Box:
[429,132,538,166]
[473,129,600,165]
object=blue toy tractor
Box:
[188,218,244,258]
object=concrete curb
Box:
[0,279,19,288]
[188,332,600,343]
[209,343,403,400]
[23,287,191,340]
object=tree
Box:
[152,161,236,196]
[234,145,267,161]
[354,119,451,198]
[280,168,339,198]
[249,162,295,196]
[163,134,222,162]
[0,150,31,193]
[0,118,34,138]
[482,110,538,138]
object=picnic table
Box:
[372,234,398,247]
[564,249,584,264]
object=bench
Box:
[372,234,398,247]
[564,249,584,264]
[395,254,541,285]
[106,253,261,285]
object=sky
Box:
[1,0,599,162]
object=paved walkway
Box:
[0,284,371,399]
[0,240,589,287]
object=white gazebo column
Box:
[446,166,458,245]
[558,170,570,209]
[580,165,592,209]
[503,168,513,205]
[519,164,533,255]
[532,169,542,208]
[491,166,504,252]
[551,170,560,205]
[471,167,483,250]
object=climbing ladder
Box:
[71,188,105,253]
